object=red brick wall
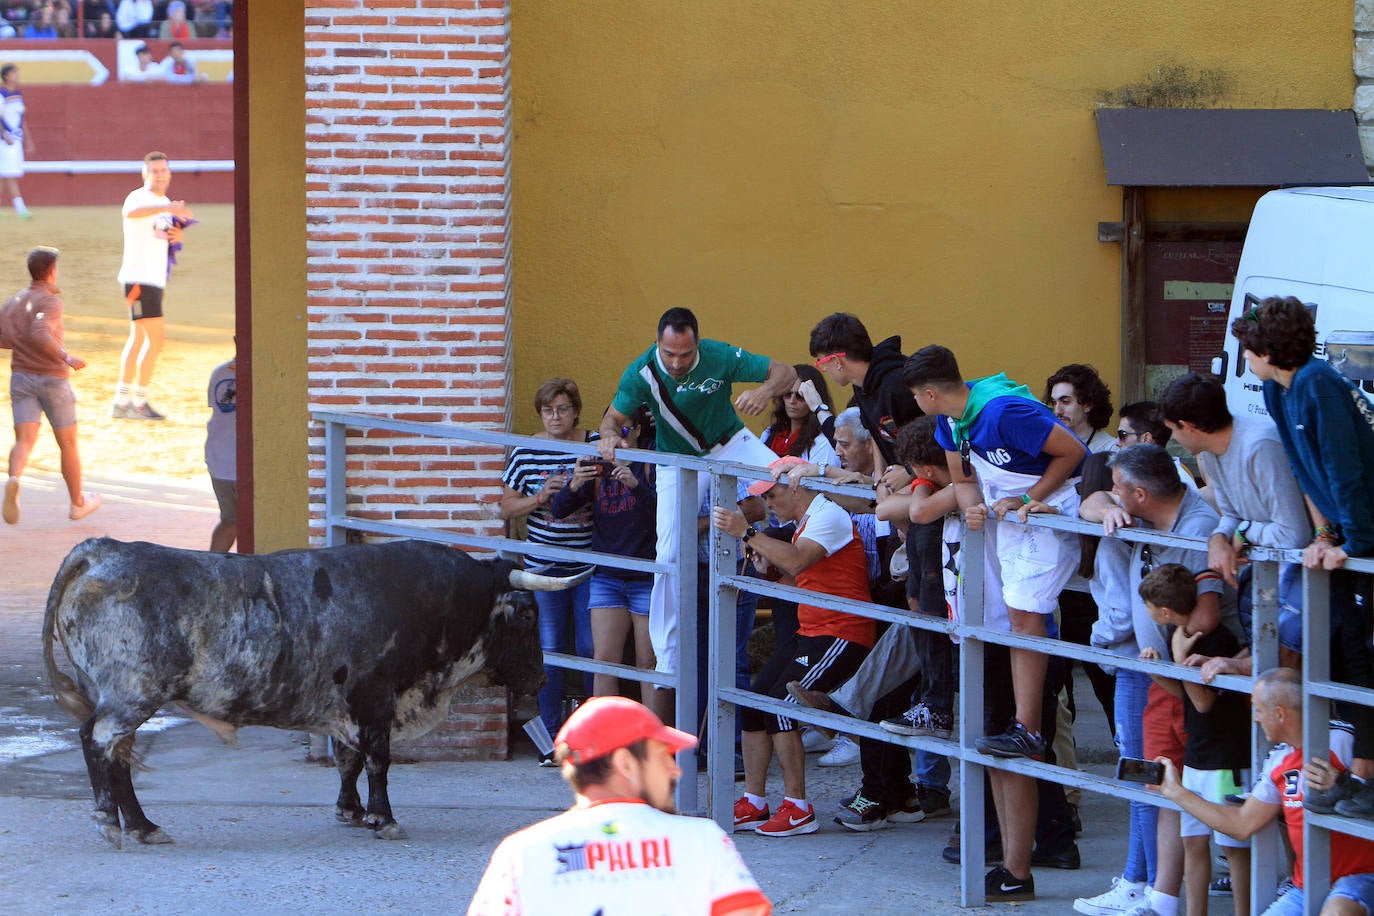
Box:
[304,1,515,759]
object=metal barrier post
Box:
[958,524,987,906]
[707,470,740,826]
[323,419,348,548]
[1302,565,1333,914]
[674,464,700,813]
[1249,556,1283,911]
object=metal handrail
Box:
[314,410,1369,914]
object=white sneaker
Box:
[817,734,860,767]
[69,492,102,521]
[801,726,834,754]
[1074,877,1147,915]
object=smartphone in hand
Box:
[1116,757,1165,785]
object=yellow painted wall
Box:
[246,8,309,551]
[509,1,1353,433]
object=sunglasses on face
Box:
[1116,429,1140,442]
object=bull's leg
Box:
[78,702,165,848]
[79,717,123,849]
[333,741,368,827]
[111,756,171,846]
[357,721,406,840]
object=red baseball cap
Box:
[554,696,697,765]
[746,455,809,497]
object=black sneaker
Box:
[834,792,888,832]
[975,720,1047,760]
[1336,778,1374,820]
[1209,875,1233,897]
[917,785,952,818]
[943,833,1002,865]
[1032,842,1081,870]
[985,864,1035,902]
[880,702,954,739]
[1305,770,1359,814]
[885,794,927,824]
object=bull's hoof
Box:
[373,822,408,841]
[94,818,122,850]
[335,807,368,827]
[130,826,173,845]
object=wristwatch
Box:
[742,526,759,543]
[1234,520,1252,546]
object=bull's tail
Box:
[42,540,142,766]
[43,543,97,724]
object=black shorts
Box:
[741,633,869,735]
[125,283,165,320]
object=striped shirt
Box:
[502,445,594,567]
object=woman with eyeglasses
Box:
[761,365,839,467]
[500,378,596,763]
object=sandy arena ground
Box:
[0,203,235,486]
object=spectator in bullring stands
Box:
[903,345,1085,902]
[23,3,57,38]
[1076,443,1245,916]
[54,2,77,38]
[1137,564,1252,916]
[213,0,229,37]
[1159,371,1309,675]
[552,405,657,703]
[161,41,203,83]
[115,0,153,37]
[500,378,597,764]
[124,43,162,81]
[762,364,839,469]
[158,0,190,39]
[714,457,875,838]
[1155,667,1374,916]
[1044,363,1117,824]
[190,0,214,36]
[81,0,114,36]
[1231,295,1374,820]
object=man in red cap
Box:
[468,696,771,916]
[712,457,876,838]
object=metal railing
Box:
[314,410,1371,914]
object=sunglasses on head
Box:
[1140,544,1155,576]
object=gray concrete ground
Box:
[0,470,1204,914]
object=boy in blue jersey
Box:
[902,345,1085,901]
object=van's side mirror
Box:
[1327,331,1374,382]
[1211,352,1228,378]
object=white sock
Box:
[132,385,148,408]
[743,792,767,809]
[13,196,26,212]
[114,383,131,406]
[784,796,811,812]
[1147,889,1180,916]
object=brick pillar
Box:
[303,1,514,760]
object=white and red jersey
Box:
[468,798,770,916]
[1251,724,1374,888]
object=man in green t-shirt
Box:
[599,308,795,685]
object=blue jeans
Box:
[1116,668,1156,885]
[536,579,592,735]
[1263,873,1374,916]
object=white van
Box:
[1214,186,1374,418]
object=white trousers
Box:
[650,426,776,675]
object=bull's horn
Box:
[509,566,594,592]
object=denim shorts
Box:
[588,574,651,615]
[1263,872,1374,916]
[9,371,78,430]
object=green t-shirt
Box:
[612,338,771,456]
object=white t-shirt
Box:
[468,799,769,916]
[795,495,854,556]
[118,186,173,288]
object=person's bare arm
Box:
[734,359,797,416]
[597,405,631,460]
[126,201,194,220]
[1155,757,1277,841]
[712,505,827,577]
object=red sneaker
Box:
[733,796,769,832]
[755,799,819,837]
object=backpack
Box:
[0,291,30,350]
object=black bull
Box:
[42,537,581,848]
